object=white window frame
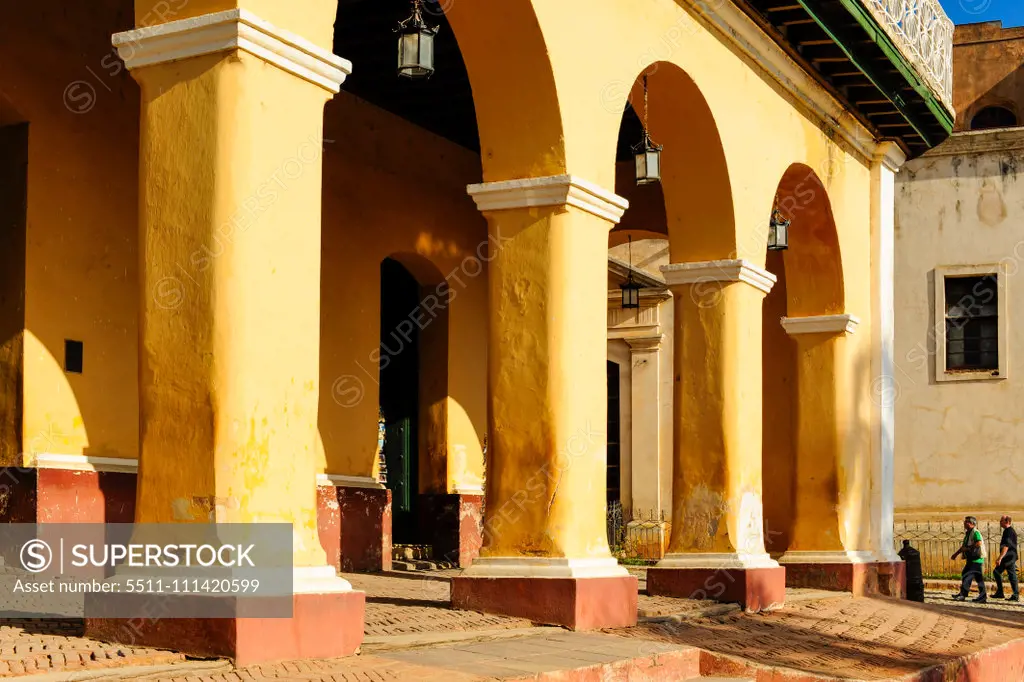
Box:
[933,264,1008,382]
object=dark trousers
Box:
[960,562,986,597]
[993,555,1019,596]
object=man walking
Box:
[991,515,1019,601]
[951,516,986,603]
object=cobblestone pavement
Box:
[0,618,184,677]
[611,594,1024,680]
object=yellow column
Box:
[466,176,629,568]
[113,11,351,579]
[777,315,873,564]
[452,176,637,630]
[658,260,778,568]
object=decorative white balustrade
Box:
[860,0,954,109]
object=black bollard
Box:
[899,539,925,602]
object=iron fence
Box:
[607,501,666,564]
[894,520,1021,578]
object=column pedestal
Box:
[86,569,365,667]
[780,551,905,597]
[337,483,392,572]
[418,493,484,568]
[647,554,785,612]
[451,559,638,630]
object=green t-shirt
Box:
[963,528,984,563]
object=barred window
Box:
[944,275,999,371]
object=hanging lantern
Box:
[396,0,438,79]
[768,208,790,251]
[633,74,663,185]
[620,236,642,309]
[621,276,641,309]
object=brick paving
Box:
[4,573,1024,679]
[344,573,536,638]
[610,593,1024,680]
[0,618,184,677]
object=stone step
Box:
[392,544,434,561]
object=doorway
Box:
[379,258,421,543]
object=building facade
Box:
[0,0,952,666]
[895,22,1024,525]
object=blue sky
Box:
[937,0,1024,27]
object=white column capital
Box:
[660,259,776,295]
[111,9,352,93]
[466,175,629,224]
[626,335,663,352]
[780,314,860,336]
[872,141,907,173]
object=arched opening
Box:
[0,122,28,466]
[603,62,732,559]
[971,105,1018,131]
[761,164,846,559]
[762,250,796,557]
[378,257,423,543]
[612,63,736,263]
[324,0,566,570]
[378,255,451,546]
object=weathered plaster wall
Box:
[953,22,1024,131]
[895,129,1024,518]
[0,0,140,465]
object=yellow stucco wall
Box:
[0,1,140,465]
[895,130,1024,519]
[1,2,488,498]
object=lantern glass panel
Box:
[634,151,647,183]
[419,30,434,72]
[621,283,640,309]
[768,217,789,251]
[776,220,788,249]
[645,149,661,181]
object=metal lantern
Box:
[633,74,663,185]
[621,236,641,309]
[621,277,641,309]
[634,132,663,186]
[768,208,790,251]
[397,0,438,79]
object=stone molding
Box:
[660,259,776,295]
[316,473,385,489]
[780,314,860,335]
[874,141,908,172]
[466,175,629,224]
[30,453,138,474]
[453,484,485,495]
[921,127,1024,158]
[462,556,630,579]
[111,9,352,93]
[777,550,877,565]
[625,335,664,351]
[293,565,353,594]
[656,551,780,570]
